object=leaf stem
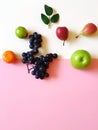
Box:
[48,22,51,28]
[48,17,51,28]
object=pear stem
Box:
[75,32,82,38]
[75,34,80,38]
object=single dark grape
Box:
[38,55,44,61]
[45,53,53,58]
[22,52,27,57]
[29,34,34,39]
[53,53,58,58]
[33,32,38,38]
[31,70,36,75]
[33,39,38,44]
[22,58,27,64]
[29,37,34,44]
[35,75,39,79]
[32,49,39,55]
[39,65,46,72]
[29,44,34,49]
[44,61,49,69]
[45,72,49,77]
[37,34,41,39]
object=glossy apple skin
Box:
[70,50,91,69]
[81,23,97,36]
[56,26,69,41]
[15,26,28,38]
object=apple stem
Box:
[63,41,65,46]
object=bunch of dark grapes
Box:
[21,32,58,79]
[22,51,35,64]
[31,53,58,79]
[29,32,42,54]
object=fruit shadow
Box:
[39,35,60,79]
[20,31,60,79]
[84,58,98,72]
[46,59,60,79]
[67,30,78,43]
[91,29,98,38]
[24,30,33,40]
[53,8,57,14]
[39,35,49,55]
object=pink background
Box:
[0,59,98,130]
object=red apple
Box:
[56,26,69,45]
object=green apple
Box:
[70,50,91,69]
[15,26,28,38]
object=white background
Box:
[0,0,98,58]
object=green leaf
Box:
[44,4,53,16]
[51,13,60,23]
[41,13,50,25]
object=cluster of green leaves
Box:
[41,5,60,27]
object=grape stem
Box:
[26,63,33,73]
